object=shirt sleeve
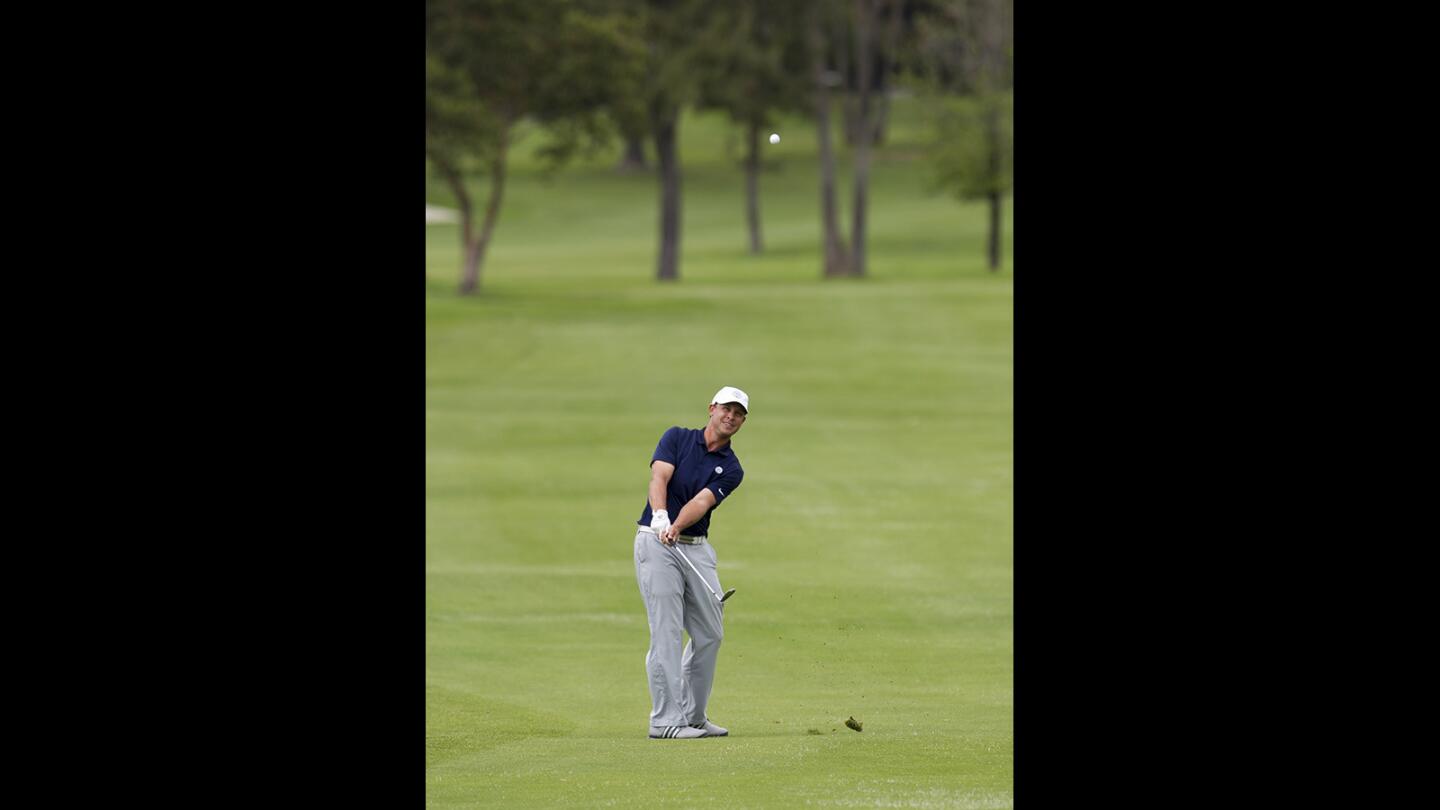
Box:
[651,426,683,467]
[707,466,743,505]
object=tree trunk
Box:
[745,120,763,254]
[872,1,902,147]
[459,129,509,295]
[811,3,849,278]
[842,1,896,148]
[872,87,890,146]
[836,11,855,150]
[842,91,857,148]
[616,134,648,173]
[848,0,875,279]
[653,108,681,282]
[438,159,479,295]
[987,190,1001,272]
[985,97,1001,272]
[982,0,1006,273]
[844,75,891,150]
[460,239,482,293]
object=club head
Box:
[720,588,736,602]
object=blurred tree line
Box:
[426,0,1013,295]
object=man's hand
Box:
[650,509,672,543]
[657,491,717,546]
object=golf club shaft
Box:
[643,526,726,602]
[658,539,723,602]
[669,544,724,602]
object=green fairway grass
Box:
[427,100,1012,808]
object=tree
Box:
[842,2,905,149]
[913,0,1013,271]
[615,133,650,173]
[809,0,851,277]
[424,24,507,296]
[807,0,907,279]
[601,10,653,175]
[425,0,638,294]
[626,0,716,282]
[506,0,696,283]
[694,1,811,255]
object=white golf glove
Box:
[650,509,671,536]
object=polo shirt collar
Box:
[695,428,734,457]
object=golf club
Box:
[666,543,736,603]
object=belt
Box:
[637,525,706,545]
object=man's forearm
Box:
[670,493,716,534]
[649,478,669,513]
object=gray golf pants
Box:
[633,528,725,728]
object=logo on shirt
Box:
[715,466,723,474]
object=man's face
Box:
[708,402,747,439]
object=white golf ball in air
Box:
[769,133,780,144]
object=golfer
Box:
[634,386,749,739]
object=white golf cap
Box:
[711,386,750,413]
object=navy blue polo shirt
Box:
[638,426,744,538]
